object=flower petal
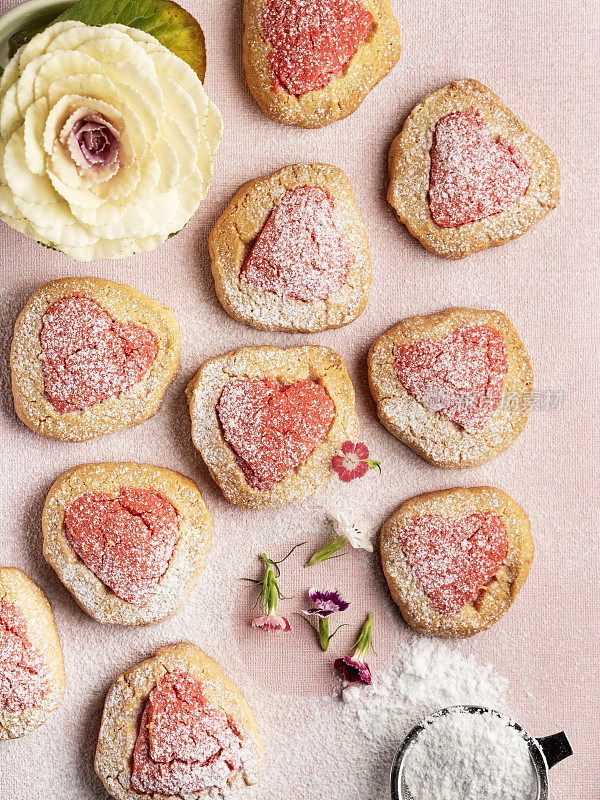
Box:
[16,21,85,73]
[307,587,350,613]
[165,166,204,233]
[334,656,371,685]
[77,37,158,94]
[0,84,22,141]
[205,99,224,154]
[0,48,22,94]
[23,96,48,175]
[113,82,160,147]
[88,160,141,201]
[157,75,201,142]
[47,169,104,210]
[153,138,180,192]
[46,73,120,109]
[46,21,133,54]
[355,442,370,460]
[354,460,370,478]
[32,51,102,103]
[103,61,163,113]
[149,50,206,114]
[251,614,291,632]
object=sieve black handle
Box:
[536,732,573,769]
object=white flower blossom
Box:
[0,21,222,260]
[330,511,373,553]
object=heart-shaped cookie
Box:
[217,377,335,490]
[429,111,533,228]
[400,513,508,616]
[131,670,243,796]
[64,487,180,606]
[241,185,352,302]
[41,293,158,413]
[395,325,508,433]
[260,0,374,95]
[0,601,47,713]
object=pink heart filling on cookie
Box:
[217,378,335,490]
[429,111,533,228]
[394,325,508,433]
[40,293,158,413]
[399,513,508,616]
[240,185,353,302]
[0,601,48,713]
[131,670,244,796]
[260,0,373,95]
[64,487,180,606]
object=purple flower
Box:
[334,612,374,685]
[333,655,372,685]
[303,588,350,617]
[301,588,350,651]
[63,110,120,172]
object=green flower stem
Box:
[319,617,330,652]
[305,535,347,567]
[366,459,382,475]
[353,612,374,661]
[259,555,280,615]
[299,614,346,652]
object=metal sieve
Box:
[390,705,573,800]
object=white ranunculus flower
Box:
[0,21,222,260]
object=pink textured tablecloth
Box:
[0,0,598,798]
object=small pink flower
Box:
[251,614,291,632]
[331,441,381,483]
[244,546,304,634]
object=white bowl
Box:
[0,0,75,67]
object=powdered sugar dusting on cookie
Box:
[394,325,508,433]
[10,279,180,442]
[260,0,373,95]
[64,487,181,606]
[399,513,508,616]
[429,111,533,228]
[387,81,559,259]
[40,294,158,414]
[241,185,353,302]
[131,670,245,796]
[0,601,48,713]
[217,378,335,490]
[95,646,262,799]
[43,463,212,626]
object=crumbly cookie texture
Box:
[380,487,534,638]
[187,345,359,509]
[367,307,533,468]
[42,463,212,626]
[243,0,401,128]
[0,568,65,739]
[387,79,560,258]
[10,278,180,442]
[210,163,372,332]
[95,643,263,800]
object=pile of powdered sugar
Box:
[341,635,508,740]
[244,636,510,800]
[403,708,537,800]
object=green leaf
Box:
[9,0,206,81]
